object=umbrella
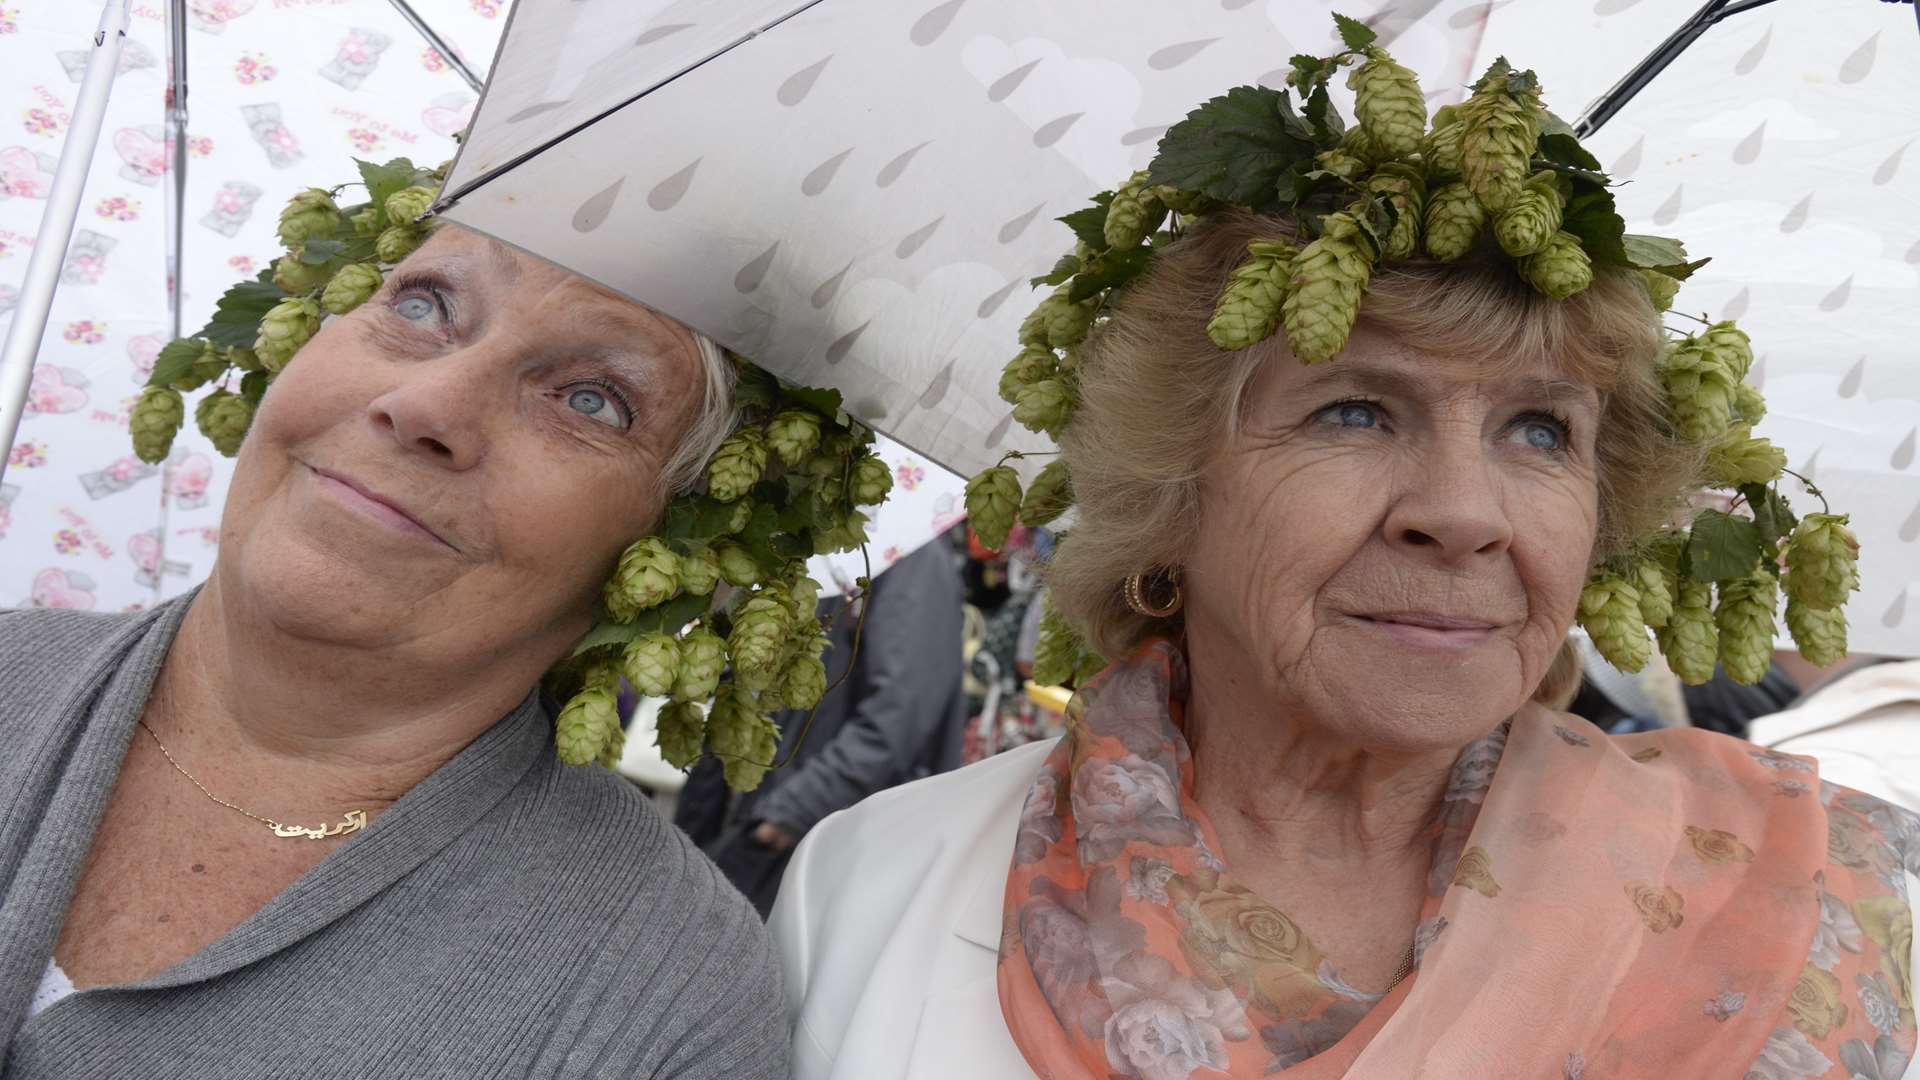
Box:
[434,0,1920,656]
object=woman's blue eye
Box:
[395,295,435,321]
[566,386,625,428]
[1507,417,1568,452]
[1321,401,1380,428]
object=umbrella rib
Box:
[1573,0,1786,138]
[384,0,484,94]
[434,0,830,211]
[166,0,189,341]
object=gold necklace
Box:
[1383,938,1417,992]
[137,719,368,841]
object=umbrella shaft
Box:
[0,0,134,487]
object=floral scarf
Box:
[998,641,1919,1079]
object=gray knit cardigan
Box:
[0,597,788,1079]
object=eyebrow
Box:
[1293,361,1598,409]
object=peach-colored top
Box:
[999,641,1917,1079]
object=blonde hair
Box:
[659,331,739,498]
[1047,209,1700,703]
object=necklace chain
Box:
[136,719,368,841]
[1384,938,1417,992]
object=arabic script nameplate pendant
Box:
[267,809,368,841]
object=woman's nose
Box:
[1382,439,1513,562]
[364,350,504,471]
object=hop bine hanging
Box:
[974,12,1860,691]
[128,157,902,792]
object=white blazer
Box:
[1748,659,1920,811]
[769,740,1053,1080]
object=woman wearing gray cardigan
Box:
[0,227,787,1078]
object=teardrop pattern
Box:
[646,159,699,211]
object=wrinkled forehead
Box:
[1263,321,1604,412]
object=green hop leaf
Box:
[1313,149,1368,182]
[966,466,1023,551]
[194,389,255,458]
[1102,170,1167,250]
[1422,182,1486,262]
[1517,230,1592,300]
[1785,599,1847,668]
[621,631,681,698]
[1207,239,1299,351]
[383,185,436,227]
[1012,379,1073,437]
[1331,11,1379,50]
[728,595,791,692]
[1685,508,1764,582]
[1578,573,1651,673]
[1784,514,1860,611]
[226,345,265,374]
[850,452,893,506]
[168,341,230,393]
[1019,459,1074,527]
[254,297,322,373]
[375,224,424,264]
[1144,85,1319,211]
[1031,598,1082,688]
[673,629,726,703]
[1657,579,1721,685]
[766,409,823,468]
[1642,270,1681,313]
[707,427,769,503]
[1713,570,1779,686]
[655,700,707,770]
[1704,427,1786,488]
[603,537,681,623]
[1282,212,1374,364]
[277,188,339,249]
[130,386,185,464]
[1348,46,1427,160]
[321,262,383,316]
[554,682,620,766]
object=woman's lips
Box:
[309,466,454,549]
[1351,612,1499,652]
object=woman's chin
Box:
[1300,643,1528,751]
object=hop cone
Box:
[766,409,823,468]
[850,452,893,506]
[1366,166,1427,261]
[383,185,436,227]
[1632,558,1674,629]
[782,574,822,623]
[812,507,869,555]
[1019,459,1074,527]
[321,262,383,315]
[255,297,321,373]
[709,686,778,792]
[999,346,1059,407]
[195,390,255,457]
[1340,124,1381,166]
[1733,382,1766,425]
[1207,240,1299,351]
[171,343,228,392]
[1702,321,1754,381]
[1642,270,1680,313]
[1785,599,1848,668]
[1282,212,1374,364]
[226,345,264,373]
[678,545,722,596]
[1705,427,1786,488]
[1658,338,1740,443]
[1577,574,1651,673]
[131,386,185,464]
[276,188,339,248]
[1658,579,1720,685]
[728,595,791,692]
[350,206,381,236]
[621,632,681,698]
[655,700,707,770]
[1349,47,1428,160]
[1714,571,1779,685]
[779,651,829,711]
[272,254,333,295]
[1493,172,1564,257]
[673,629,726,702]
[1313,149,1368,182]
[598,720,627,769]
[1019,288,1097,350]
[726,498,756,535]
[1031,600,1080,688]
[1784,514,1859,611]
[603,537,680,622]
[1103,171,1166,250]
[1458,73,1541,213]
[1151,185,1209,214]
[1518,231,1593,300]
[1423,182,1486,262]
[1423,116,1465,179]
[966,466,1023,550]
[554,683,620,766]
[707,427,769,503]
[1013,379,1073,437]
[375,225,423,264]
[712,540,762,587]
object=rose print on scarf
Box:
[1259,999,1370,1071]
[30,568,96,610]
[1838,793,1920,879]
[1018,870,1148,1039]
[1704,989,1747,1021]
[1013,762,1065,864]
[1686,825,1756,864]
[1829,811,1899,876]
[1448,846,1501,898]
[1753,749,1816,773]
[1072,752,1192,863]
[1787,964,1850,1039]
[1101,953,1250,1080]
[1552,723,1590,747]
[1125,857,1175,904]
[1811,887,1864,969]
[1166,867,1327,1019]
[1856,973,1903,1037]
[1839,1037,1913,1080]
[1850,897,1913,1024]
[1624,881,1685,932]
[1776,778,1812,798]
[1747,1027,1833,1080]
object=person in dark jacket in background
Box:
[675,539,967,914]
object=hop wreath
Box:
[987,13,1859,689]
[129,158,892,791]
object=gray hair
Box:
[658,331,740,497]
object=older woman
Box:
[0,224,787,1077]
[770,39,1918,1080]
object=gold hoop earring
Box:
[1123,568,1183,618]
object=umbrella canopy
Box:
[440,0,1920,656]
